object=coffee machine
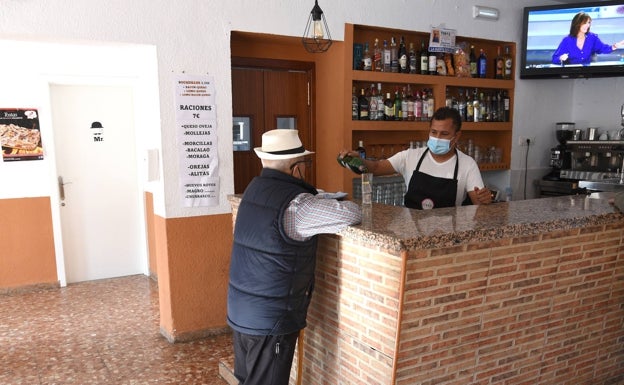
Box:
[545,123,574,180]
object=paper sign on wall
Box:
[174,74,219,207]
[0,108,44,162]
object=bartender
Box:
[339,107,492,209]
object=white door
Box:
[50,84,145,283]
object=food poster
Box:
[0,108,44,161]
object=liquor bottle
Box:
[466,89,474,122]
[445,88,453,108]
[502,90,510,122]
[406,87,415,121]
[384,92,394,120]
[337,155,367,174]
[393,87,402,121]
[494,46,503,79]
[390,37,399,73]
[428,50,437,75]
[357,140,366,159]
[472,88,481,122]
[398,36,408,73]
[401,87,409,121]
[480,92,488,121]
[419,41,429,75]
[377,84,384,120]
[358,88,369,120]
[478,49,487,78]
[457,88,467,121]
[469,45,478,78]
[409,42,418,74]
[382,40,391,72]
[362,42,372,71]
[413,90,423,121]
[373,38,382,72]
[425,89,435,121]
[503,46,513,79]
[368,83,378,121]
[352,86,358,120]
[490,92,499,122]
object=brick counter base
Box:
[302,222,624,385]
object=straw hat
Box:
[254,129,314,160]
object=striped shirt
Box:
[283,193,362,241]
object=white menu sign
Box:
[174,74,219,207]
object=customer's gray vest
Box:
[227,168,318,335]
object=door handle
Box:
[58,176,66,201]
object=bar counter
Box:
[228,193,624,385]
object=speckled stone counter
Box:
[228,193,624,385]
[341,192,623,252]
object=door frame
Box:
[43,75,149,286]
[231,57,317,188]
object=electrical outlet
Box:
[518,136,536,146]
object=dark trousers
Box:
[232,330,299,385]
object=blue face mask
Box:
[427,136,453,155]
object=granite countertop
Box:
[228,192,623,252]
[344,192,623,251]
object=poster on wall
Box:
[174,74,219,207]
[0,108,44,162]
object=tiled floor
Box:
[0,275,233,384]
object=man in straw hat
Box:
[227,129,361,385]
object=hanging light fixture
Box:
[302,0,332,53]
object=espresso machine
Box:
[544,122,574,180]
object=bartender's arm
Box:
[468,186,493,205]
[338,150,397,176]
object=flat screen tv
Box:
[521,1,624,79]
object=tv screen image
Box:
[521,1,624,79]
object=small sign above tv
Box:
[520,0,624,79]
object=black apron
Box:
[404,148,459,210]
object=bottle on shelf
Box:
[425,89,435,121]
[401,86,409,121]
[466,89,474,122]
[502,90,510,122]
[457,88,467,121]
[479,92,488,121]
[406,86,415,121]
[445,88,453,108]
[376,83,384,120]
[399,36,408,73]
[419,41,428,75]
[390,37,399,73]
[494,46,503,79]
[393,87,402,121]
[503,45,513,79]
[368,83,378,121]
[382,40,391,72]
[478,49,487,78]
[357,140,366,159]
[358,88,369,120]
[352,86,358,121]
[384,92,395,121]
[413,90,423,121]
[362,42,372,71]
[469,45,478,78]
[428,49,438,75]
[408,42,418,74]
[472,88,481,122]
[373,38,382,72]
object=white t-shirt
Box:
[388,147,484,207]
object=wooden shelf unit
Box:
[343,23,515,192]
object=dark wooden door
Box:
[232,59,314,194]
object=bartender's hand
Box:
[473,186,493,205]
[559,53,569,63]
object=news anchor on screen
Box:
[552,11,624,65]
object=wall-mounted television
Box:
[521,1,624,79]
